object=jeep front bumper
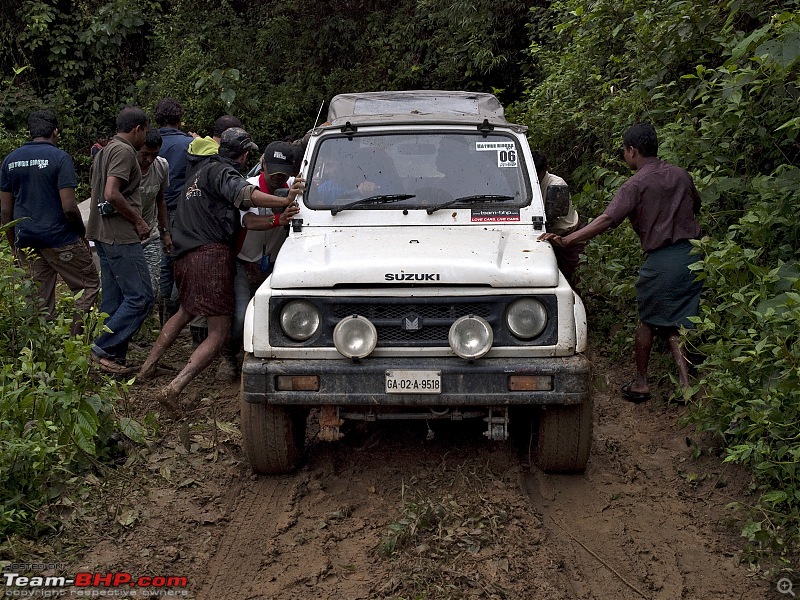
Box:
[241,355,591,407]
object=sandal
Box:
[90,352,135,375]
[621,380,651,403]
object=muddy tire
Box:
[533,397,593,474]
[240,391,306,475]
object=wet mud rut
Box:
[75,351,772,600]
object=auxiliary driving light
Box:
[333,315,378,359]
[506,298,547,339]
[280,300,320,341]
[448,315,493,360]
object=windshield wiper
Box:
[330,194,416,215]
[426,194,514,215]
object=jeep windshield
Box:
[303,132,531,211]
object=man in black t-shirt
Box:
[139,128,304,416]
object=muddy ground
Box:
[17,333,788,600]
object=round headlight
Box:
[280,300,320,341]
[448,315,493,360]
[333,315,377,359]
[506,298,547,339]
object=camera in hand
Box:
[97,201,116,216]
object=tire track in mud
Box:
[521,381,771,600]
[64,352,779,599]
[199,475,299,598]
[197,400,772,600]
[197,424,571,600]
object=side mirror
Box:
[545,184,570,221]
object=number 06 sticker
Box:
[497,149,517,168]
[475,141,517,168]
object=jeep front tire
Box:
[240,387,306,475]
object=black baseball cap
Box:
[219,127,258,158]
[263,141,295,175]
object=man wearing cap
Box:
[216,141,300,381]
[160,113,244,325]
[138,128,304,415]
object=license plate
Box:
[385,370,442,394]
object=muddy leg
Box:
[163,314,231,400]
[667,330,692,390]
[631,321,653,395]
[139,306,194,379]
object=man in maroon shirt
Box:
[538,123,702,402]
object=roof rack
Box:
[326,90,509,126]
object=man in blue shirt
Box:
[154,98,193,323]
[154,98,193,214]
[0,110,100,335]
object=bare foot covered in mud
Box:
[156,385,181,418]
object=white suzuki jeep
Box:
[241,91,592,474]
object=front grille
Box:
[332,302,491,320]
[376,324,452,344]
[270,295,558,348]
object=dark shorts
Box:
[174,243,235,317]
[635,240,702,328]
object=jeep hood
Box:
[270,227,559,288]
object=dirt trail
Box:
[524,378,760,600]
[67,344,776,600]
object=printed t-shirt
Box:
[170,154,253,258]
[0,141,78,248]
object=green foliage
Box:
[570,168,639,350]
[512,0,800,560]
[686,169,800,561]
[138,0,536,145]
[2,0,536,183]
[1,0,161,163]
[0,126,27,166]
[672,7,800,562]
[0,231,126,537]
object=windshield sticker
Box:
[471,208,521,222]
[475,142,518,168]
[475,142,514,151]
[496,149,517,168]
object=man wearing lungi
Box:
[538,123,702,403]
[139,127,303,416]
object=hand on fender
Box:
[538,232,566,247]
[279,203,301,226]
[288,177,305,203]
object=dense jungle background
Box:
[1,0,798,576]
